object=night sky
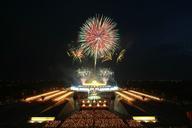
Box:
[1,1,192,80]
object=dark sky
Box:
[1,0,192,80]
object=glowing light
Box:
[103,104,106,107]
[25,90,60,102]
[29,117,55,123]
[129,90,161,101]
[43,91,67,101]
[83,80,106,86]
[132,116,157,123]
[79,15,119,67]
[70,86,89,92]
[88,95,101,100]
[101,53,113,62]
[122,91,148,101]
[70,86,118,92]
[82,104,85,107]
[53,91,73,102]
[97,103,100,107]
[99,68,113,84]
[116,49,126,63]
[68,48,84,62]
[77,68,91,85]
[89,104,92,107]
[115,91,135,101]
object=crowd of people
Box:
[126,120,143,127]
[59,110,128,128]
[60,119,93,128]
[94,118,127,127]
[43,110,148,128]
[44,120,61,128]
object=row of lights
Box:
[82,100,107,104]
[81,103,107,107]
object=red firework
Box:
[79,15,119,58]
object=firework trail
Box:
[101,53,113,62]
[116,49,126,63]
[79,15,119,69]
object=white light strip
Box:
[122,91,148,101]
[70,86,118,92]
[43,90,67,101]
[53,91,73,101]
[115,91,134,101]
[29,117,55,123]
[25,90,60,102]
[133,116,157,122]
[129,90,161,101]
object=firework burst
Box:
[101,53,113,62]
[116,49,126,63]
[77,68,91,84]
[67,48,84,62]
[99,68,113,84]
[79,15,119,68]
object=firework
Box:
[67,48,84,62]
[77,68,91,77]
[116,49,126,63]
[99,68,113,84]
[77,68,91,84]
[101,53,113,62]
[79,15,119,68]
